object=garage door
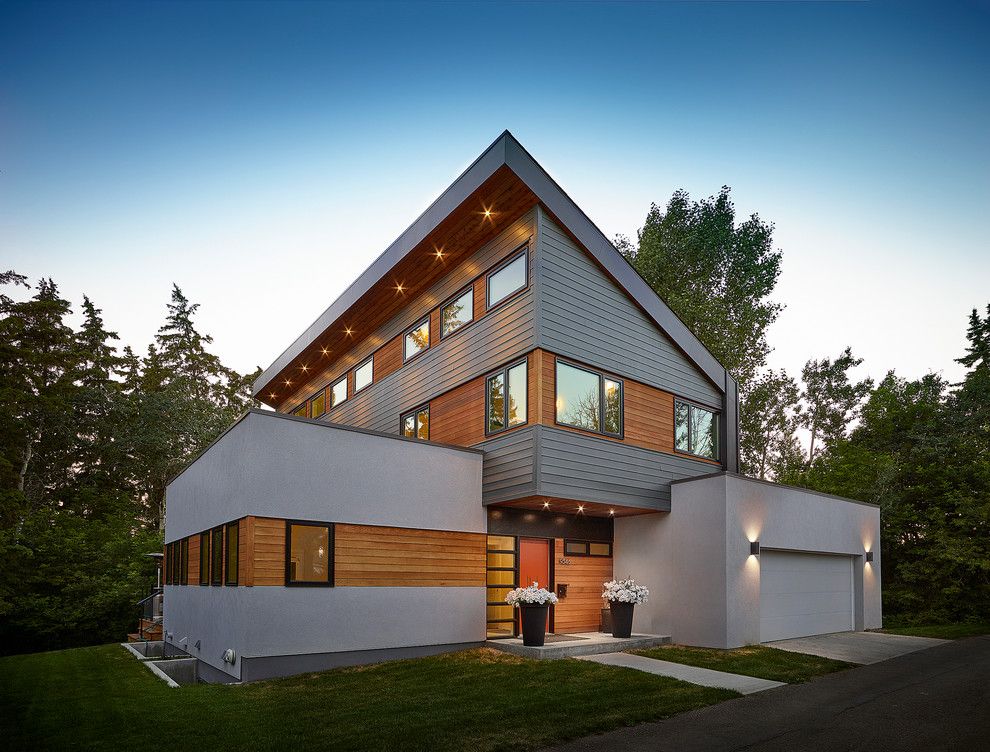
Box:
[760,551,854,642]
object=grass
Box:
[879,622,990,640]
[630,644,853,683]
[0,645,738,751]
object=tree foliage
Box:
[0,275,257,654]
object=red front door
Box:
[518,538,551,632]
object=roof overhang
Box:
[254,131,731,402]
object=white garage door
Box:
[760,551,854,642]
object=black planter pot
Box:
[609,601,635,638]
[519,603,550,646]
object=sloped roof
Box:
[254,131,731,398]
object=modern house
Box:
[162,132,881,683]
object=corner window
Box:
[401,405,430,440]
[330,376,347,408]
[403,317,430,362]
[354,357,373,393]
[199,532,209,585]
[210,526,223,586]
[486,359,528,434]
[225,523,239,586]
[564,540,612,557]
[674,400,719,460]
[486,251,527,309]
[286,521,333,586]
[441,287,473,338]
[310,389,326,418]
[555,360,623,437]
[292,403,308,418]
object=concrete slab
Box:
[487,632,670,660]
[764,631,948,664]
[576,652,785,695]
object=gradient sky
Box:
[2,1,988,389]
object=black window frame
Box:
[400,404,430,441]
[554,358,624,439]
[402,316,431,363]
[164,543,172,585]
[439,285,475,340]
[199,532,210,585]
[210,526,223,586]
[485,358,529,436]
[486,248,528,310]
[329,376,348,409]
[353,357,374,394]
[180,537,189,585]
[292,402,308,418]
[674,399,720,461]
[224,521,239,586]
[563,539,613,558]
[285,520,334,587]
[486,535,519,637]
[309,387,327,419]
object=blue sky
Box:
[2,1,988,386]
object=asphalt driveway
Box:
[547,636,990,752]
[764,630,948,664]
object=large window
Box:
[310,389,326,418]
[292,403,307,418]
[403,317,430,362]
[401,405,430,440]
[486,360,528,434]
[441,287,473,338]
[330,376,347,408]
[486,251,527,309]
[354,358,373,393]
[555,360,623,437]
[199,532,210,585]
[675,400,719,460]
[286,521,333,586]
[486,535,517,638]
[225,522,239,586]
[210,526,223,586]
[180,538,189,585]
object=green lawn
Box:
[630,644,853,683]
[879,622,990,640]
[0,645,738,751]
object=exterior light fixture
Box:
[865,551,874,563]
[269,393,277,400]
[284,380,292,386]
[609,509,615,516]
[321,347,330,356]
[750,541,761,557]
[435,249,444,259]
[395,283,404,293]
[344,327,353,336]
[542,501,550,509]
[577,505,585,513]
[301,365,309,372]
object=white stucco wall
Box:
[614,473,881,648]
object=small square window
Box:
[401,405,430,440]
[674,400,719,460]
[310,390,326,418]
[441,287,473,338]
[286,522,333,586]
[292,403,308,418]
[330,377,347,408]
[354,358,373,392]
[564,540,588,556]
[404,318,430,361]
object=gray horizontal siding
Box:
[534,425,719,512]
[320,210,536,434]
[537,211,722,408]
[477,426,538,504]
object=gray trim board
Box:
[670,471,881,509]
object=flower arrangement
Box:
[602,578,649,605]
[505,581,559,607]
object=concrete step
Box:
[487,632,671,660]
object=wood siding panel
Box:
[429,308,441,350]
[188,534,200,585]
[553,539,613,633]
[239,517,254,586]
[335,524,486,587]
[374,336,403,382]
[473,276,487,321]
[429,375,487,445]
[252,517,286,586]
[537,212,722,407]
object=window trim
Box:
[563,539,613,558]
[553,358,624,439]
[210,526,223,586]
[353,357,374,394]
[674,398,720,461]
[284,520,335,587]
[199,532,210,585]
[402,316,431,363]
[329,376,348,410]
[485,357,529,436]
[439,284,475,340]
[486,248,529,311]
[309,387,327,419]
[180,537,189,585]
[292,402,308,418]
[224,521,239,586]
[400,404,430,441]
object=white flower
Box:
[505,581,559,607]
[601,578,649,605]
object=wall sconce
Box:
[750,541,761,557]
[865,551,873,563]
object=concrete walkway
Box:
[488,633,670,660]
[764,630,948,664]
[576,652,785,695]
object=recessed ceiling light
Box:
[321,347,330,356]
[269,393,277,400]
[542,501,550,509]
[300,365,308,372]
[577,505,585,513]
[395,283,404,293]
[344,327,353,336]
[284,380,292,386]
